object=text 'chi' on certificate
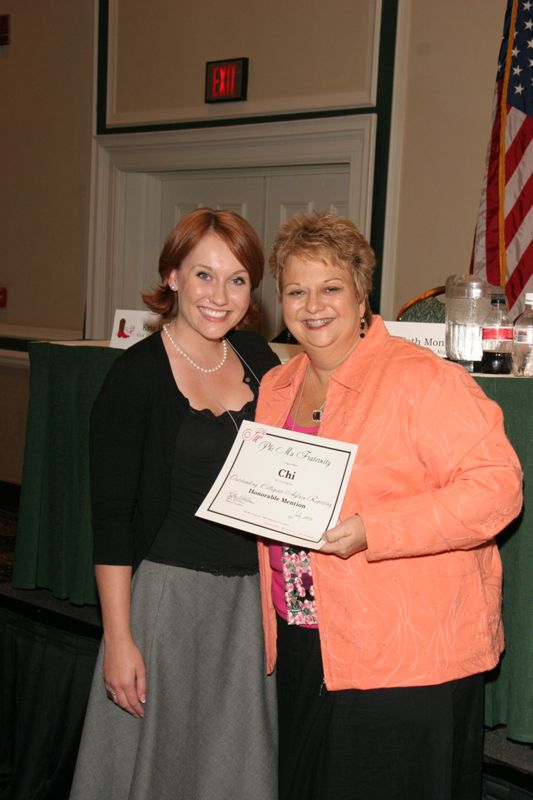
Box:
[196,421,358,550]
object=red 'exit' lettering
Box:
[212,63,237,97]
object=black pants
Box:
[276,616,484,800]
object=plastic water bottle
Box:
[480,293,513,374]
[512,293,533,377]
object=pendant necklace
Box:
[312,400,326,424]
[306,327,366,422]
[292,366,326,428]
[163,323,228,373]
[305,366,327,423]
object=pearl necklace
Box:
[163,323,228,373]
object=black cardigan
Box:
[90,329,279,569]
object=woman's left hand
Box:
[320,515,367,559]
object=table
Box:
[476,377,533,744]
[11,343,533,741]
[12,343,120,605]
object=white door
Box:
[157,165,349,339]
[262,170,349,337]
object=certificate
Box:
[196,421,357,550]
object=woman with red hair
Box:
[71,209,278,800]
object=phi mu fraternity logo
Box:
[241,426,266,444]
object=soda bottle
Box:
[512,292,533,377]
[480,293,513,374]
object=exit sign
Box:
[205,58,248,103]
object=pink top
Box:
[269,414,319,627]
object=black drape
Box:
[0,607,99,800]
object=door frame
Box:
[86,115,376,338]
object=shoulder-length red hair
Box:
[142,208,264,324]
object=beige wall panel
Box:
[0,365,29,485]
[0,0,94,334]
[393,0,507,316]
[109,0,378,124]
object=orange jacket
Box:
[256,316,523,690]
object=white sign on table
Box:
[384,321,446,358]
[110,309,161,349]
[196,421,357,550]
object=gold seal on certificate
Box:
[195,421,358,549]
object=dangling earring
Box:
[359,317,366,338]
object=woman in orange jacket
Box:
[256,212,523,800]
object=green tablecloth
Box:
[476,377,533,744]
[11,345,533,740]
[13,343,121,605]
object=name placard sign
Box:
[384,321,446,358]
[110,309,161,349]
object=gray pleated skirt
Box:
[70,560,278,800]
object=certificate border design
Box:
[205,430,354,545]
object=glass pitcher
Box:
[445,274,490,371]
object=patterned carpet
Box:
[0,508,16,581]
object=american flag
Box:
[471,0,533,317]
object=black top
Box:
[147,399,259,575]
[90,329,279,570]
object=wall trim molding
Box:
[104,0,382,129]
[0,324,81,341]
[87,115,376,339]
[0,350,29,369]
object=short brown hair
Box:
[143,208,264,322]
[269,212,376,325]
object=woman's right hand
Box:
[94,564,146,718]
[103,636,147,718]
